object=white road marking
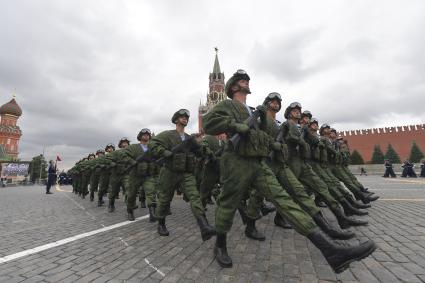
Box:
[0,214,149,264]
[144,258,165,277]
[380,198,425,201]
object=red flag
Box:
[56,155,62,161]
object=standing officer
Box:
[149,109,216,241]
[124,128,159,222]
[46,160,56,194]
[202,69,376,273]
[106,138,131,212]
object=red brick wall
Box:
[339,124,425,162]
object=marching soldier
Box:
[124,128,159,222]
[88,149,105,202]
[383,159,397,178]
[106,138,131,212]
[149,109,216,241]
[97,144,115,206]
[202,69,376,273]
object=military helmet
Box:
[330,128,337,134]
[309,117,319,125]
[284,102,302,119]
[137,128,152,141]
[105,143,115,151]
[118,137,130,148]
[319,123,330,135]
[301,110,312,119]
[87,153,95,159]
[225,69,250,98]
[96,149,105,155]
[262,92,282,111]
[171,109,190,124]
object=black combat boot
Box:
[157,218,169,236]
[355,191,379,204]
[340,199,368,216]
[196,215,216,241]
[127,208,135,221]
[333,206,368,229]
[245,219,265,241]
[148,205,156,223]
[214,233,232,268]
[308,228,377,273]
[260,203,276,216]
[139,192,146,208]
[313,212,355,240]
[81,192,86,199]
[315,197,327,208]
[274,213,292,229]
[346,195,371,209]
[206,197,214,205]
[90,192,94,202]
[108,199,115,213]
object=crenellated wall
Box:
[339,124,425,162]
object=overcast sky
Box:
[1,0,425,169]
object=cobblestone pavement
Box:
[0,176,425,282]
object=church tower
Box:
[0,95,23,159]
[198,48,226,133]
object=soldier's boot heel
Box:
[308,228,377,274]
[341,199,368,216]
[157,219,169,236]
[127,209,135,221]
[334,206,368,229]
[245,219,265,241]
[148,205,157,223]
[315,197,327,208]
[214,233,232,268]
[260,203,276,216]
[108,199,115,213]
[274,213,293,229]
[196,215,216,241]
[237,207,248,225]
[313,212,355,240]
[346,195,371,209]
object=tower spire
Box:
[213,47,221,74]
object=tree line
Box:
[350,141,424,165]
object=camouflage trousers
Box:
[155,167,204,220]
[126,171,158,210]
[215,152,316,236]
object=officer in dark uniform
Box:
[420,160,425,177]
[402,160,417,177]
[46,160,56,194]
[383,159,396,178]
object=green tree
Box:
[409,141,424,163]
[384,143,401,163]
[371,144,385,164]
[350,150,365,165]
[28,154,47,183]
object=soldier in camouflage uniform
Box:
[325,128,378,204]
[106,138,131,212]
[249,93,354,239]
[80,155,95,199]
[202,69,376,273]
[149,109,216,241]
[97,144,115,207]
[124,128,160,222]
[88,149,105,202]
[281,102,367,229]
[306,119,369,216]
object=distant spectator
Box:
[360,167,367,176]
[46,160,57,194]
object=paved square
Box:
[1,176,425,282]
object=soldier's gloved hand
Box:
[163,150,173,158]
[272,142,282,151]
[256,105,267,115]
[230,122,250,134]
